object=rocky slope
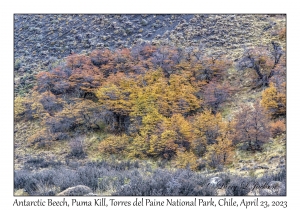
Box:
[14,14,285,71]
[14,14,286,96]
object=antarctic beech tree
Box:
[39,91,63,113]
[162,114,194,154]
[95,73,137,132]
[14,96,26,120]
[202,80,234,112]
[199,55,232,81]
[16,91,49,120]
[66,53,91,70]
[17,43,285,168]
[193,109,224,145]
[270,119,286,137]
[151,46,175,76]
[234,103,271,151]
[36,71,54,93]
[98,134,130,156]
[261,82,286,117]
[237,42,283,88]
[174,149,198,170]
[205,121,235,167]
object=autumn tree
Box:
[35,71,55,93]
[128,102,166,158]
[270,119,286,137]
[234,103,271,151]
[193,109,224,144]
[151,46,178,76]
[261,82,286,117]
[157,74,201,116]
[198,55,231,81]
[89,49,115,76]
[35,66,72,96]
[45,108,77,134]
[71,99,105,131]
[237,42,284,88]
[15,91,48,120]
[39,91,63,113]
[114,48,135,74]
[205,121,235,167]
[174,149,198,170]
[28,128,53,148]
[98,134,130,157]
[202,80,234,112]
[68,69,103,98]
[150,114,194,159]
[66,53,90,70]
[65,53,104,98]
[16,43,285,168]
[14,96,26,120]
[95,73,136,132]
[129,110,195,160]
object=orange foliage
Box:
[261,82,286,117]
[270,119,286,137]
[20,44,284,168]
[234,103,271,151]
[278,27,286,41]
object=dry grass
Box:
[229,133,286,177]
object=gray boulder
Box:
[57,185,92,196]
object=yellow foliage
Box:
[30,101,45,119]
[30,91,49,119]
[95,84,133,115]
[128,135,149,158]
[174,150,198,170]
[261,83,278,109]
[163,74,201,115]
[193,109,225,143]
[131,113,194,159]
[130,85,160,117]
[261,82,286,116]
[28,128,51,145]
[144,114,194,159]
[140,109,164,135]
[148,134,165,157]
[160,129,179,157]
[171,114,192,138]
[98,134,130,156]
[14,96,26,119]
[97,69,201,120]
[142,69,165,85]
[192,109,232,158]
[204,120,235,166]
[208,137,234,165]
[15,93,48,120]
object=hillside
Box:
[14,14,286,95]
[14,14,286,196]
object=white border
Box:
[1,0,298,209]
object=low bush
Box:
[14,160,286,196]
[68,136,86,158]
[270,120,286,137]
